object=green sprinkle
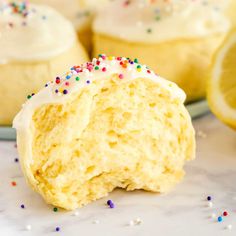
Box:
[137,65,141,69]
[27,95,31,99]
[134,58,139,63]
[75,77,80,81]
[95,66,99,70]
[53,207,58,212]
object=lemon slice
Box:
[207,30,236,129]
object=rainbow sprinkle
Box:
[44,55,156,97]
[0,1,48,28]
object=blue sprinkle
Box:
[218,216,223,222]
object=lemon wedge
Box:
[207,30,236,129]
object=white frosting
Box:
[0,2,76,63]
[13,56,186,135]
[93,0,231,43]
[31,0,113,31]
[30,0,93,31]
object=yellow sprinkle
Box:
[137,68,142,72]
[108,56,114,61]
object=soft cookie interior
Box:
[31,76,194,210]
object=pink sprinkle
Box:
[119,74,124,79]
[87,65,93,71]
[102,67,106,72]
[65,82,69,86]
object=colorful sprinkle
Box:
[73,211,80,216]
[25,225,32,231]
[217,216,223,222]
[107,200,115,208]
[53,207,58,212]
[21,204,25,209]
[211,213,216,219]
[223,211,228,217]
[119,74,124,79]
[55,227,60,232]
[11,181,17,186]
[207,202,213,208]
[27,55,155,99]
[134,218,143,225]
[129,220,134,226]
[207,196,212,201]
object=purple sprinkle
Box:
[109,202,115,209]
[107,200,112,205]
[55,227,60,232]
[20,204,25,209]
[14,158,19,162]
[63,90,68,95]
[55,89,59,93]
[207,196,212,201]
[86,80,90,84]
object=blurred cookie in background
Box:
[30,0,112,53]
[93,0,231,102]
[0,1,88,125]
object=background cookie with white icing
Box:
[93,0,231,102]
[0,1,88,125]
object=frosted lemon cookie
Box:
[14,55,195,210]
[93,0,231,102]
[0,1,88,125]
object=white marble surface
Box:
[0,114,236,236]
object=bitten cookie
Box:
[14,55,195,210]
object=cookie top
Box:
[13,55,186,130]
[0,1,76,63]
[93,0,230,43]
